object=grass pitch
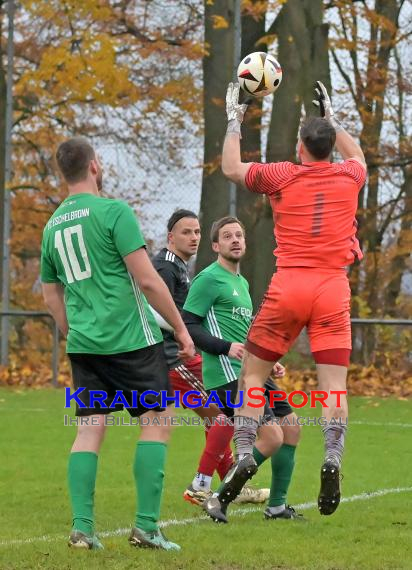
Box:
[0,388,411,569]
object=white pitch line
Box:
[350,421,412,428]
[0,408,48,413]
[1,486,411,547]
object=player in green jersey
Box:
[182,217,302,523]
[153,210,269,507]
[41,137,194,551]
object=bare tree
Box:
[196,0,235,270]
[237,0,330,306]
[329,0,411,361]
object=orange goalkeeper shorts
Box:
[246,267,351,362]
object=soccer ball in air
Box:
[237,52,282,97]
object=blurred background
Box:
[0,0,410,391]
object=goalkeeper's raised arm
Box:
[221,83,253,187]
[312,81,366,168]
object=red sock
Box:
[197,415,234,476]
[204,424,210,440]
[216,445,234,480]
[204,419,233,479]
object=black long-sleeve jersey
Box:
[152,248,190,369]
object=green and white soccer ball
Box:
[237,52,282,97]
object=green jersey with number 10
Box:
[41,193,162,354]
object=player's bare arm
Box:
[313,81,366,168]
[41,282,69,337]
[221,83,252,187]
[124,248,195,359]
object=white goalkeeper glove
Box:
[226,82,249,135]
[312,81,343,132]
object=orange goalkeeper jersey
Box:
[245,159,367,268]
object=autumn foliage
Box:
[1,355,411,400]
[0,0,411,391]
[3,0,205,377]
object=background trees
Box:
[0,0,410,377]
[0,0,204,365]
[327,0,412,361]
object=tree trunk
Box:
[358,0,399,315]
[261,0,329,307]
[234,0,330,307]
[279,0,330,115]
[197,0,330,304]
[355,0,400,361]
[196,0,235,271]
[249,5,304,307]
[236,7,269,308]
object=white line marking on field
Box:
[351,421,412,428]
[1,486,411,547]
[0,408,48,413]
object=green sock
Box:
[134,441,167,533]
[269,444,296,507]
[253,446,269,466]
[68,451,98,535]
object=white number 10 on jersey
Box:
[54,224,91,283]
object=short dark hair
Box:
[55,137,96,184]
[167,209,198,232]
[210,216,245,243]
[300,117,336,159]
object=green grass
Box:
[0,388,411,569]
